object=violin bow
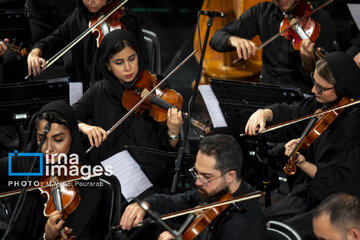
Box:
[25,0,129,80]
[240,98,360,137]
[233,0,334,64]
[112,190,264,229]
[86,50,197,153]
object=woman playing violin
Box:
[72,29,183,165]
[120,134,266,240]
[210,0,335,93]
[27,0,148,90]
[0,101,103,239]
[245,51,360,239]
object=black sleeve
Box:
[144,189,200,215]
[210,4,261,52]
[71,82,97,123]
[313,9,336,52]
[32,10,77,59]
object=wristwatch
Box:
[168,133,179,140]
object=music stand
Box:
[209,78,304,134]
[209,79,304,207]
[125,146,196,193]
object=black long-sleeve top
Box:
[144,180,266,240]
[32,0,148,90]
[210,2,335,93]
[268,97,360,206]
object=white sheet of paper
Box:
[199,85,227,128]
[101,150,153,202]
[348,4,360,31]
[69,82,83,105]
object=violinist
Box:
[245,51,360,239]
[120,134,266,240]
[0,101,103,239]
[72,29,183,165]
[27,0,148,90]
[210,0,335,93]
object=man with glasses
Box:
[244,51,360,239]
[119,134,266,239]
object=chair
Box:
[266,221,302,240]
[142,29,162,75]
[98,175,122,240]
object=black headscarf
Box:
[98,29,146,103]
[26,100,86,163]
[323,51,360,99]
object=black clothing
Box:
[264,97,360,238]
[72,76,174,165]
[72,30,174,165]
[145,181,266,240]
[0,101,103,239]
[210,2,335,93]
[32,0,148,90]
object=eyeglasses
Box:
[189,167,226,186]
[311,73,334,94]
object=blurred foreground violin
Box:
[122,70,207,131]
[89,0,127,47]
[283,96,352,175]
[233,0,333,64]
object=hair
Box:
[313,193,360,233]
[198,134,243,180]
[316,58,337,84]
[35,111,70,131]
[106,39,137,62]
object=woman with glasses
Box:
[119,134,266,240]
[245,51,360,239]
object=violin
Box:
[89,0,127,47]
[1,40,28,57]
[39,164,81,240]
[284,96,353,175]
[182,191,232,240]
[122,70,207,131]
[280,0,320,51]
[232,0,333,64]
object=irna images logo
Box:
[8,150,43,176]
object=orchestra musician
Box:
[244,51,360,238]
[72,29,183,165]
[0,39,8,57]
[313,193,360,240]
[0,101,103,239]
[120,134,266,240]
[27,0,149,90]
[210,0,336,93]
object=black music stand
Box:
[125,146,196,194]
[208,79,304,207]
[0,78,69,151]
[209,79,304,134]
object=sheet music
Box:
[199,85,227,128]
[69,82,83,105]
[348,4,360,31]
[101,150,153,202]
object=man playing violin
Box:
[27,0,148,90]
[245,51,360,239]
[120,134,266,240]
[210,0,335,93]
